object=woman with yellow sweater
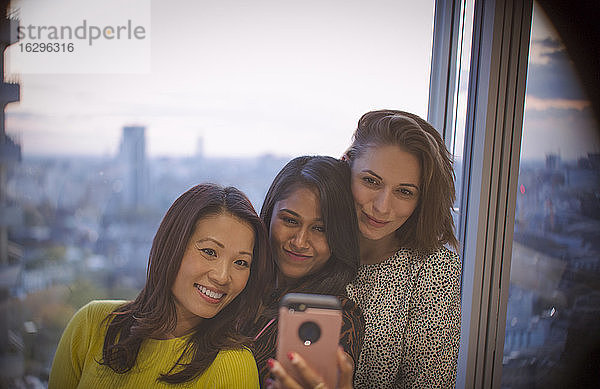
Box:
[49,184,274,388]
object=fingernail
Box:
[287,351,295,362]
[267,359,275,369]
[265,378,274,389]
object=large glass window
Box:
[1,1,437,386]
[501,3,600,388]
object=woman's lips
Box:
[283,248,312,261]
[362,211,389,228]
[194,283,225,304]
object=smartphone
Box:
[276,293,342,389]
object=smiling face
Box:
[350,144,421,244]
[269,186,332,283]
[171,212,255,336]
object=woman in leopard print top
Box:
[344,110,461,388]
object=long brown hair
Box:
[100,183,275,384]
[345,110,459,252]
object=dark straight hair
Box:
[100,183,275,384]
[260,156,360,296]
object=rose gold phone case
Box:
[277,293,342,389]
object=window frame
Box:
[429,0,533,387]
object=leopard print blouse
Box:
[250,294,365,387]
[346,247,461,389]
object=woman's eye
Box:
[362,176,378,186]
[396,188,414,197]
[313,225,326,233]
[234,259,250,268]
[282,216,298,225]
[200,248,217,257]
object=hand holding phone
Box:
[276,293,342,389]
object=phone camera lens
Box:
[298,321,321,345]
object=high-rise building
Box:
[196,135,204,158]
[118,125,148,209]
[0,1,22,266]
[1,2,24,378]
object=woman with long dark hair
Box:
[247,156,364,388]
[49,183,274,388]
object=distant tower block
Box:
[119,126,148,209]
[1,5,22,265]
[196,136,204,157]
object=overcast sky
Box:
[5,0,435,158]
[4,0,598,161]
[519,3,599,161]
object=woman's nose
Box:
[373,189,391,215]
[208,260,231,285]
[290,228,309,250]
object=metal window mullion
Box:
[490,0,532,386]
[428,0,462,143]
[456,0,494,385]
[481,0,513,385]
[456,0,532,388]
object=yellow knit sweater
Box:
[49,300,259,388]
